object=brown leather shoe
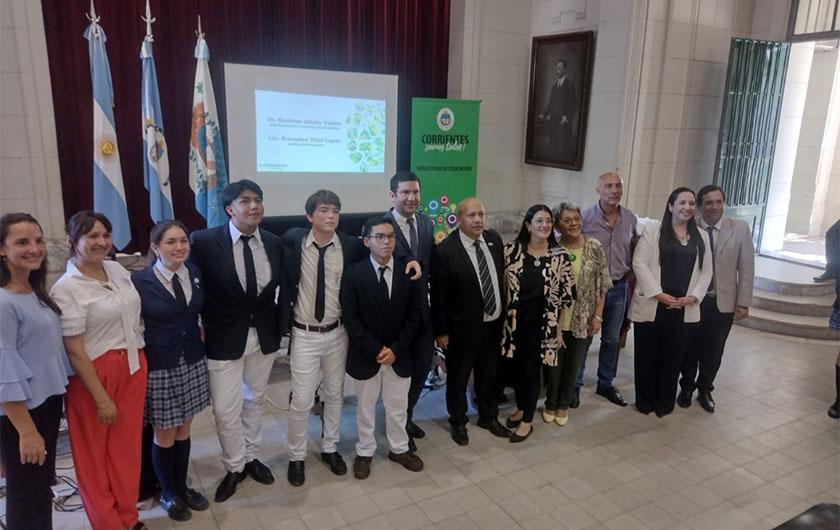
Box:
[388,450,424,472]
[353,456,372,479]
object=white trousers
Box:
[354,364,411,457]
[287,326,348,461]
[207,328,276,472]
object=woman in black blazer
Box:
[132,220,211,522]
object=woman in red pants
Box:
[51,211,148,530]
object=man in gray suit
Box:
[678,185,755,413]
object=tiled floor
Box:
[5,326,839,530]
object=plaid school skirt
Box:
[830,307,840,331]
[144,356,211,429]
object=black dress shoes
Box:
[596,386,628,407]
[406,420,426,439]
[451,425,469,446]
[244,459,275,484]
[477,418,512,438]
[814,271,835,282]
[570,387,581,409]
[214,471,245,502]
[183,488,209,511]
[161,496,191,521]
[408,436,417,453]
[505,416,522,429]
[288,461,305,486]
[510,425,533,443]
[677,388,693,408]
[697,391,715,413]
[321,452,348,475]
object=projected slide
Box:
[255,90,385,173]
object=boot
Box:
[829,365,839,419]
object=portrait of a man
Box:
[526,32,594,170]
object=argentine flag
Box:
[141,34,173,223]
[189,34,228,227]
[85,16,131,249]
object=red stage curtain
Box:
[41,0,450,251]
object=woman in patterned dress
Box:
[501,204,574,442]
[543,203,612,427]
[131,220,211,521]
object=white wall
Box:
[785,47,840,235]
[626,0,758,218]
[448,0,532,214]
[0,0,64,239]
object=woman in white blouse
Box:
[51,211,149,530]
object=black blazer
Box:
[431,228,505,346]
[384,210,435,327]
[189,225,282,360]
[341,257,421,380]
[132,262,205,371]
[278,228,368,336]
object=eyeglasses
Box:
[368,233,396,241]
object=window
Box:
[788,0,840,41]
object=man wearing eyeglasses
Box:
[279,190,422,487]
[341,217,425,479]
[384,171,436,449]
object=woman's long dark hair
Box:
[659,187,705,269]
[148,220,189,264]
[0,213,61,314]
[515,204,558,248]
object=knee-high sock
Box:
[173,438,191,495]
[152,443,177,502]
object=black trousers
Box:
[0,394,62,530]
[826,219,839,278]
[445,319,503,426]
[512,320,543,423]
[406,324,435,422]
[680,296,734,394]
[633,304,691,416]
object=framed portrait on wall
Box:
[525,31,594,170]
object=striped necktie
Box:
[473,239,496,315]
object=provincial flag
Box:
[140,24,173,223]
[189,32,228,227]
[85,8,131,249]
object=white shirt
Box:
[152,260,193,304]
[295,230,343,325]
[51,259,145,373]
[458,230,502,321]
[391,209,415,250]
[229,221,270,294]
[370,255,394,297]
[700,218,722,295]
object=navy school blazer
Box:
[131,262,206,371]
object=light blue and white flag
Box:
[189,22,228,227]
[140,1,173,223]
[85,3,131,249]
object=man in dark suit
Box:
[432,197,511,445]
[189,180,281,502]
[384,171,436,448]
[341,217,425,479]
[538,59,578,160]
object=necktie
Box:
[707,226,716,292]
[172,272,187,308]
[314,242,331,322]
[240,235,257,301]
[407,217,418,254]
[473,240,496,316]
[379,266,390,300]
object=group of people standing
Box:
[1,169,758,530]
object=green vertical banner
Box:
[410,98,480,243]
